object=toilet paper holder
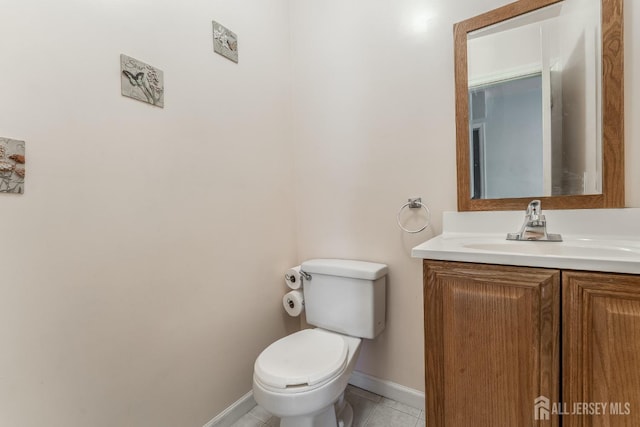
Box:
[284,270,312,284]
[283,289,305,316]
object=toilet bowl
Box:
[252,259,387,427]
[253,329,362,427]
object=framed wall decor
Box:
[0,137,25,194]
[120,54,165,108]
[213,21,238,63]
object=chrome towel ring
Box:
[397,198,431,234]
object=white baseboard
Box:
[203,391,256,427]
[349,371,425,411]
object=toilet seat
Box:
[254,329,348,392]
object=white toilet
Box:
[253,259,387,427]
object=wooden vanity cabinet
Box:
[424,261,560,427]
[563,271,640,427]
[424,261,640,427]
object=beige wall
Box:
[1,0,639,425]
[0,1,297,426]
[290,0,640,393]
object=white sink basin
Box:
[463,239,640,260]
[412,234,640,274]
[412,209,640,274]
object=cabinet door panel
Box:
[564,271,640,427]
[425,261,560,427]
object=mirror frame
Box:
[454,0,624,211]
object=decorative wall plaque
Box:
[0,137,25,194]
[120,54,165,107]
[213,21,238,63]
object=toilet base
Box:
[337,399,354,427]
[278,394,353,427]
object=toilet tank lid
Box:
[301,259,388,280]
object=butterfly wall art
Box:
[120,54,164,108]
[0,137,25,194]
[213,21,238,63]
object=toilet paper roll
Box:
[285,266,302,289]
[283,290,304,317]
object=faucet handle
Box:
[527,200,542,217]
[507,199,562,241]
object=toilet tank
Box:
[300,259,387,339]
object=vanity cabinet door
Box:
[424,261,560,427]
[563,271,640,427]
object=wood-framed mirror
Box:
[454,0,624,211]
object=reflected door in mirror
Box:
[470,74,544,199]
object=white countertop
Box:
[412,209,640,274]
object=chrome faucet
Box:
[507,200,562,241]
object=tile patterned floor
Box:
[230,385,425,427]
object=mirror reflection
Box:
[466,0,601,200]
